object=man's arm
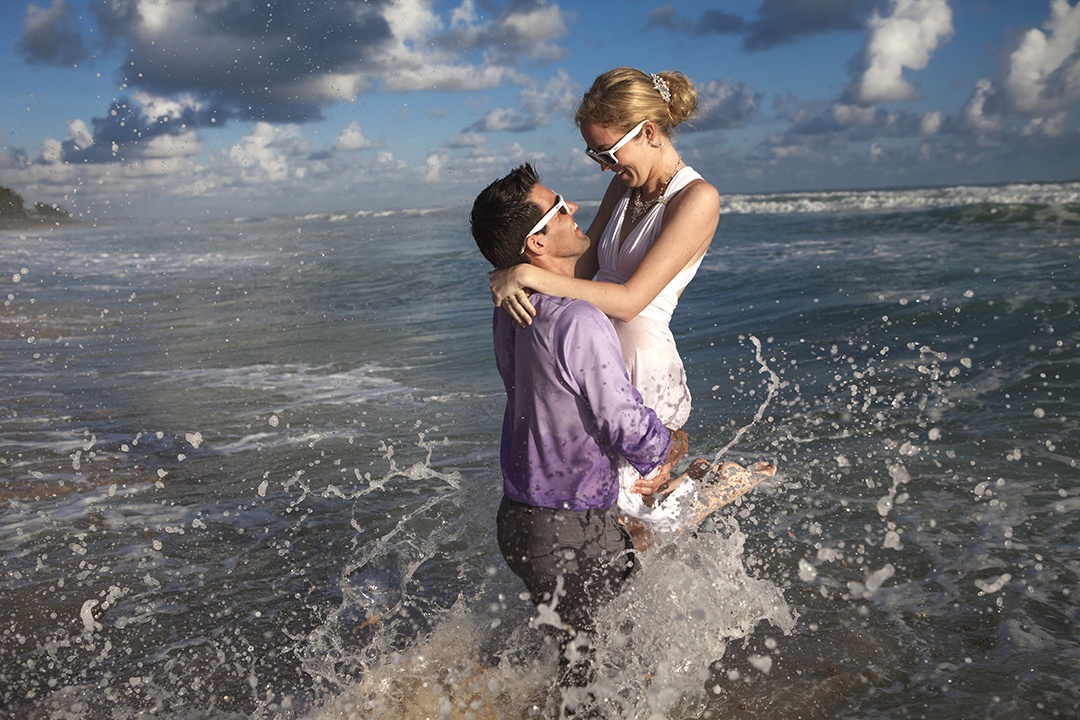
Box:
[553,301,672,476]
[630,428,688,495]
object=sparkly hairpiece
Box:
[651,73,671,103]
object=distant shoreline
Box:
[0,217,77,232]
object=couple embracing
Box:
[469,67,775,700]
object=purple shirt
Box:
[493,294,671,511]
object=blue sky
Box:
[2,0,1078,221]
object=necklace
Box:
[627,162,682,224]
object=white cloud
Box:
[384,0,443,42]
[450,0,479,29]
[66,119,94,150]
[334,121,378,151]
[961,78,1002,133]
[1002,0,1080,113]
[447,132,486,149]
[138,131,203,160]
[300,72,371,105]
[371,0,559,94]
[465,70,578,136]
[501,4,569,62]
[472,107,535,133]
[225,123,309,184]
[855,0,954,104]
[957,0,1080,140]
[425,152,445,182]
[131,91,201,123]
[919,110,942,135]
[41,137,63,164]
[382,63,520,93]
[521,68,578,118]
[1022,111,1069,137]
[695,79,761,129]
[831,102,880,127]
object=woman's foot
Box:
[690,459,776,523]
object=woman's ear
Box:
[644,121,664,148]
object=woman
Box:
[490,68,772,535]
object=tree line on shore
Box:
[0,185,70,220]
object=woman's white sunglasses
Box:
[583,120,647,167]
[521,194,570,254]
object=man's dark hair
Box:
[470,163,544,269]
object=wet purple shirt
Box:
[493,294,670,511]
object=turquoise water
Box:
[1,182,1078,718]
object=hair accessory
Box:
[651,73,671,103]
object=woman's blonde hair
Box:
[575,67,698,136]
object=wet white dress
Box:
[597,166,706,531]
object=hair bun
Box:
[654,71,697,127]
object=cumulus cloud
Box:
[57,93,216,164]
[961,78,1004,134]
[694,79,763,130]
[90,0,394,122]
[85,0,554,119]
[849,0,954,104]
[341,1,561,94]
[467,69,578,135]
[1022,111,1070,137]
[382,64,521,94]
[469,107,537,134]
[446,132,487,149]
[919,110,942,135]
[437,2,569,64]
[425,153,446,182]
[787,100,925,138]
[17,0,88,66]
[1001,0,1080,113]
[521,69,579,120]
[27,0,567,191]
[960,0,1080,136]
[334,121,378,152]
[222,123,310,185]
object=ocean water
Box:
[1,181,1078,719]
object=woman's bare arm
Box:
[492,179,719,323]
[489,175,624,326]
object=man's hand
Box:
[629,428,689,497]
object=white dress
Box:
[597,166,706,531]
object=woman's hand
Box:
[630,465,672,495]
[489,267,537,327]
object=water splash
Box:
[714,334,783,463]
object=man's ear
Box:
[523,233,549,257]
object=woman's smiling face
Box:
[580,121,648,186]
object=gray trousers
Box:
[496,495,637,638]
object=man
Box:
[470,163,687,690]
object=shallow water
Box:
[1,182,1078,719]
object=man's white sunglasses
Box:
[583,120,647,167]
[521,194,570,254]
